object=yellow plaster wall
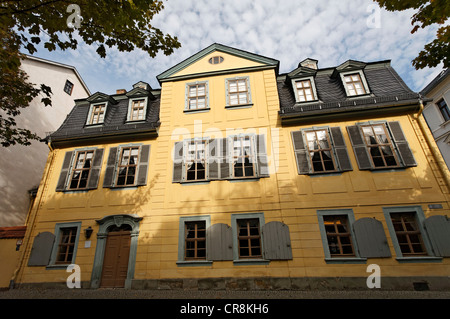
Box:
[16,53,450,286]
[0,239,21,288]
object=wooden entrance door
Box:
[100,229,131,288]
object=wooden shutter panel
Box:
[56,151,73,192]
[329,127,352,172]
[172,141,183,183]
[27,232,55,266]
[291,131,310,174]
[87,148,104,189]
[103,147,118,188]
[424,215,450,257]
[387,121,416,167]
[219,138,230,179]
[208,139,219,180]
[206,223,233,261]
[353,218,391,258]
[347,125,372,170]
[262,221,293,260]
[136,145,151,186]
[256,134,269,177]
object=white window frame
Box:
[225,76,252,107]
[185,81,209,111]
[291,76,319,103]
[86,102,108,126]
[127,96,148,122]
[339,70,370,97]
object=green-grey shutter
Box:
[353,218,391,258]
[262,221,293,260]
[206,223,233,261]
[329,127,352,172]
[424,215,450,257]
[219,138,230,179]
[103,147,118,188]
[387,121,416,167]
[136,145,150,186]
[208,139,219,180]
[291,131,310,174]
[87,148,104,189]
[347,125,372,170]
[56,151,73,192]
[172,141,183,183]
[27,232,55,266]
[256,134,269,177]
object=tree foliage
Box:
[373,0,449,70]
[0,0,180,147]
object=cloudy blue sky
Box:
[29,0,445,95]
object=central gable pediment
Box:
[156,43,279,83]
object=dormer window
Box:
[130,99,146,121]
[338,69,370,97]
[291,76,318,104]
[88,103,106,125]
[295,79,315,102]
[344,73,366,96]
[127,97,148,122]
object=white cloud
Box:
[26,0,443,94]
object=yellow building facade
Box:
[11,44,450,290]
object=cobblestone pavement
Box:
[1,288,450,299]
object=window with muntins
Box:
[390,212,427,256]
[185,221,206,260]
[55,227,78,264]
[361,124,399,168]
[343,73,366,96]
[130,99,146,121]
[116,146,139,186]
[64,80,74,95]
[232,136,256,178]
[347,121,416,170]
[186,140,207,181]
[89,103,106,125]
[295,79,315,102]
[69,150,94,190]
[228,78,250,106]
[237,218,262,259]
[305,129,336,173]
[323,215,355,257]
[187,83,207,110]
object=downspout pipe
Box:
[414,98,450,192]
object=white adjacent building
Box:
[421,69,450,169]
[0,55,90,226]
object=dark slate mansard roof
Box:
[277,59,424,123]
[47,84,160,146]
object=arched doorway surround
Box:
[90,214,142,289]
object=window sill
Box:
[225,103,253,109]
[46,264,71,270]
[180,180,210,185]
[84,123,104,128]
[324,257,367,264]
[233,259,270,266]
[307,172,343,177]
[344,93,372,99]
[395,256,442,263]
[183,108,210,114]
[125,120,146,124]
[228,177,260,183]
[109,186,139,190]
[63,189,90,194]
[176,260,213,267]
